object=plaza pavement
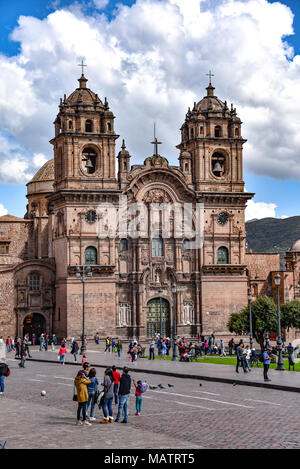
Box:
[20,344,300,393]
[1,357,300,449]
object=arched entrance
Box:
[147,298,170,338]
[23,313,46,340]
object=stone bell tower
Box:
[48,71,121,339]
[50,72,119,191]
[177,75,254,336]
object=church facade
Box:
[1,73,299,342]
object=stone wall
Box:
[0,269,16,338]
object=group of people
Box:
[104,337,123,358]
[74,362,148,425]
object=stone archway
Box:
[23,313,46,341]
[147,298,170,338]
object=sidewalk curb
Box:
[26,357,300,394]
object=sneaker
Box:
[83,420,92,426]
[100,418,109,424]
[114,419,120,423]
[89,417,96,421]
[135,412,139,416]
[108,417,114,423]
[76,420,83,425]
[121,420,128,424]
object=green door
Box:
[147,298,170,338]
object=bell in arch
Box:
[213,159,223,174]
[85,157,94,169]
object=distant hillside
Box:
[246,216,300,268]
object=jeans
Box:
[77,402,87,421]
[60,354,65,364]
[115,393,130,422]
[74,352,78,362]
[40,342,44,351]
[236,357,246,372]
[6,345,11,353]
[118,350,121,359]
[263,364,270,380]
[114,383,119,404]
[0,376,5,393]
[149,348,155,360]
[102,397,113,418]
[86,393,96,417]
[136,396,142,413]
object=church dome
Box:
[27,159,54,195]
[65,74,104,106]
[290,240,300,252]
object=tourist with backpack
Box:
[133,379,148,416]
[0,360,10,395]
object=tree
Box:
[228,296,278,351]
[281,300,300,331]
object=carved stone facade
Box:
[0,74,297,341]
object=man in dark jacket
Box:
[0,361,10,395]
[115,367,131,423]
[236,343,247,373]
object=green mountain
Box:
[246,216,300,268]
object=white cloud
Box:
[245,199,277,221]
[33,153,48,168]
[0,203,8,217]
[93,0,109,9]
[0,0,300,185]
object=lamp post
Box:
[248,289,253,351]
[274,273,285,371]
[76,265,92,352]
[172,284,178,361]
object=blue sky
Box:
[0,0,300,219]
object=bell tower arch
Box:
[50,73,119,191]
[177,78,245,193]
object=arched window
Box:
[183,239,190,251]
[191,128,194,139]
[199,126,204,135]
[212,151,226,177]
[215,125,222,138]
[29,274,40,291]
[85,120,93,132]
[152,237,163,257]
[69,121,73,130]
[217,247,229,264]
[185,163,189,172]
[82,147,97,174]
[85,246,97,265]
[107,122,111,132]
[120,239,128,252]
[235,128,239,137]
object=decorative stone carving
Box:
[118,303,131,327]
[143,189,172,204]
[182,301,194,325]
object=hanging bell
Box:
[213,160,223,173]
[85,157,94,169]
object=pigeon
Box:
[158,384,166,389]
[199,384,202,387]
[167,384,174,388]
[233,382,237,386]
[149,386,157,390]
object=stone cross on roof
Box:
[206,70,214,85]
[78,60,87,75]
